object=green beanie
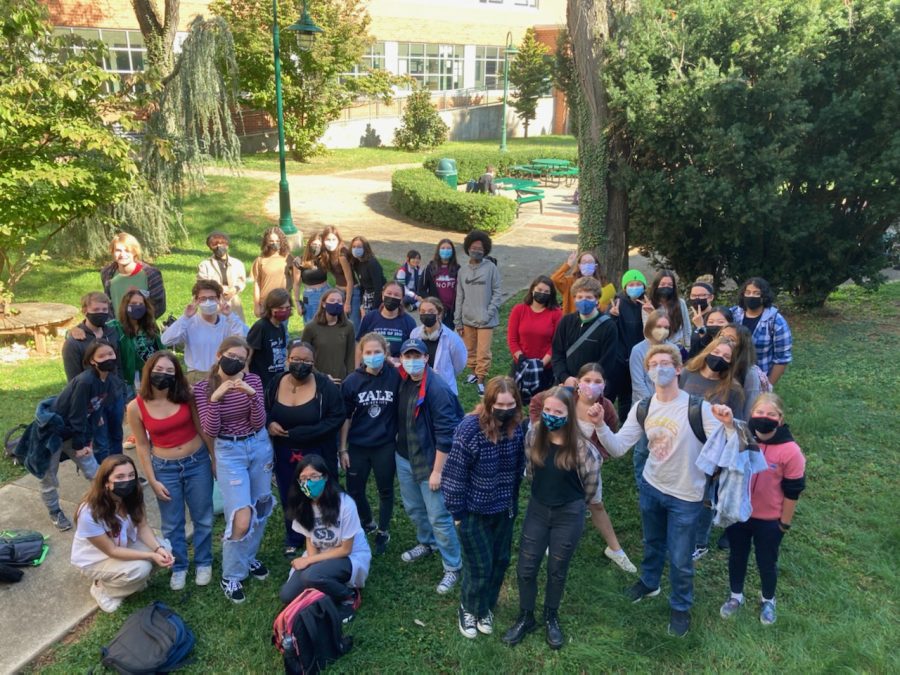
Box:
[621,269,648,288]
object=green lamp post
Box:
[272,0,323,246]
[499,31,518,152]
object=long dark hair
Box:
[260,226,290,257]
[287,455,342,531]
[529,386,581,471]
[523,275,560,309]
[430,238,459,269]
[649,270,685,336]
[314,288,348,327]
[118,289,159,339]
[737,276,775,309]
[77,455,145,538]
[138,351,192,403]
[205,336,250,400]
[476,376,522,443]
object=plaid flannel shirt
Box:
[731,306,792,376]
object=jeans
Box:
[150,447,215,573]
[459,511,516,617]
[279,557,353,604]
[638,480,704,611]
[395,454,461,571]
[302,284,330,324]
[695,506,714,549]
[93,392,125,463]
[516,498,586,613]
[215,429,274,582]
[727,518,784,599]
[349,286,362,332]
[40,440,99,515]
[633,434,649,488]
[346,442,395,532]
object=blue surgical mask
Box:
[626,285,645,299]
[351,247,365,259]
[648,365,677,387]
[579,262,597,276]
[541,412,568,431]
[299,477,326,500]
[401,358,425,376]
[575,298,598,316]
[363,353,385,370]
[438,248,453,260]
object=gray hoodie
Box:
[455,259,502,329]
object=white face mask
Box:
[199,299,219,316]
[324,238,338,252]
[651,327,670,342]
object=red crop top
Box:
[135,397,197,448]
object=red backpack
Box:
[273,588,359,674]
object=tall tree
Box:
[508,28,552,138]
[131,0,179,79]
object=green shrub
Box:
[423,147,578,182]
[390,168,517,234]
[393,89,449,151]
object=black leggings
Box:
[346,442,395,532]
[279,557,353,604]
[726,518,784,599]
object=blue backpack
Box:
[99,602,195,673]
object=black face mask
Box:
[705,355,730,373]
[744,296,763,310]
[492,408,517,424]
[214,245,228,258]
[690,298,709,312]
[469,250,485,262]
[325,303,343,317]
[150,372,176,390]
[383,297,401,312]
[657,287,675,300]
[219,356,245,376]
[749,416,779,437]
[532,291,552,305]
[704,325,722,342]
[289,362,313,381]
[86,312,109,328]
[111,479,137,498]
[126,304,147,320]
[267,242,279,252]
[96,358,117,373]
[420,313,438,328]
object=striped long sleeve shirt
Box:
[194,373,266,438]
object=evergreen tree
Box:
[509,28,552,138]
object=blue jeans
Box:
[215,429,274,582]
[150,446,215,573]
[93,392,125,463]
[396,454,461,571]
[638,480,704,611]
[349,286,362,332]
[302,284,330,324]
[633,433,649,488]
[40,440,98,514]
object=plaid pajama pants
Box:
[458,510,516,618]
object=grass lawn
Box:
[238,135,577,174]
[3,176,898,672]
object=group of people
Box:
[19,227,806,649]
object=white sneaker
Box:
[195,566,213,586]
[170,570,187,591]
[437,570,459,594]
[90,581,122,613]
[604,547,637,573]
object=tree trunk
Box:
[131,0,179,80]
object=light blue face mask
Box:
[351,247,365,259]
[626,285,645,299]
[401,358,425,376]
[363,353,385,370]
[439,248,453,260]
[299,477,326,500]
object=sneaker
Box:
[123,435,137,450]
[759,599,777,625]
[401,543,435,563]
[476,382,485,396]
[624,580,660,603]
[195,566,213,586]
[668,609,691,637]
[248,560,269,581]
[170,570,187,591]
[605,547,637,573]
[458,605,477,639]
[220,578,245,604]
[49,510,72,531]
[692,546,709,562]
[283,545,298,559]
[374,530,391,555]
[436,570,459,595]
[465,374,478,385]
[362,521,378,535]
[90,581,122,613]
[720,596,744,619]
[476,610,494,635]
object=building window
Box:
[398,43,463,91]
[345,42,386,78]
[54,27,147,92]
[475,45,505,90]
[513,0,539,6]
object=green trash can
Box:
[435,158,458,189]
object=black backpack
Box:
[99,601,195,674]
[635,394,707,444]
[0,529,48,566]
[273,588,352,675]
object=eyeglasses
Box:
[299,473,324,483]
[288,358,315,365]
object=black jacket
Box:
[341,363,401,448]
[551,312,618,384]
[265,371,345,453]
[53,369,113,451]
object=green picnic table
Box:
[495,177,541,190]
[495,177,544,215]
[531,159,578,187]
[531,159,572,168]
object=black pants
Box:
[516,498,586,613]
[346,442,395,532]
[726,518,784,599]
[279,557,353,604]
[272,446,339,548]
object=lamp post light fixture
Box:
[272,0,323,247]
[499,31,518,152]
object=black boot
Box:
[501,609,537,646]
[545,609,564,650]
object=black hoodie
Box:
[341,362,401,448]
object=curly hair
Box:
[463,230,492,256]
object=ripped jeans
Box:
[215,429,274,582]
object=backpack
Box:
[273,588,353,675]
[0,529,48,566]
[99,601,195,674]
[636,395,707,444]
[4,424,26,461]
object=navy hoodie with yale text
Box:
[341,362,401,448]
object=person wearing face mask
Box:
[730,277,792,386]
[198,231,247,321]
[687,306,733,358]
[247,288,293,393]
[720,393,805,626]
[687,277,715,336]
[442,376,525,640]
[251,227,292,319]
[265,341,345,557]
[508,276,563,404]
[718,323,770,420]
[71,455,175,613]
[455,230,502,396]
[105,289,164,396]
[594,344,736,637]
[394,340,464,595]
[279,455,371,615]
[129,351,214,590]
[396,250,424,310]
[503,386,602,651]
[410,297,467,396]
[550,249,616,314]
[100,232,167,318]
[292,233,329,324]
[320,226,359,330]
[422,239,461,329]
[161,279,248,385]
[609,269,654,421]
[301,289,356,384]
[340,333,402,556]
[356,280,417,362]
[349,236,386,319]
[647,271,691,350]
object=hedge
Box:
[423,147,579,183]
[390,168,518,235]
